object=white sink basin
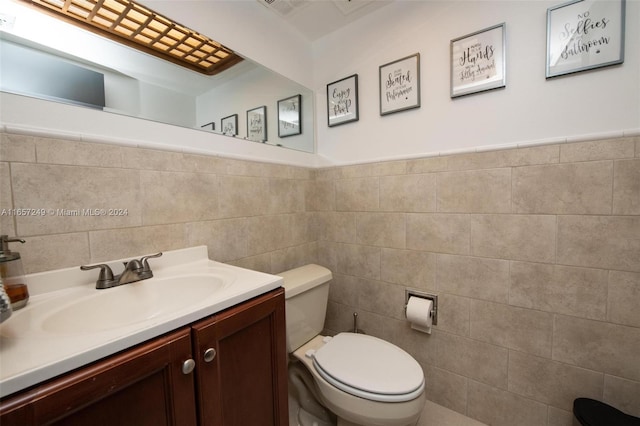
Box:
[0,246,283,399]
[42,273,233,334]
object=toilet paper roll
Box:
[406,296,433,334]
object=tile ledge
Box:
[2,123,638,169]
[1,123,319,168]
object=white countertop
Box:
[0,246,283,399]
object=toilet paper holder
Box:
[404,289,438,325]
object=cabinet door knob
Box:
[203,348,216,363]
[182,358,196,374]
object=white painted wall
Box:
[3,0,638,167]
[313,0,640,164]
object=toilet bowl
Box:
[279,264,426,426]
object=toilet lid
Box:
[312,333,424,403]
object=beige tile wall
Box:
[0,132,318,275]
[315,136,640,426]
[2,131,639,426]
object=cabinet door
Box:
[192,288,288,426]
[0,328,197,426]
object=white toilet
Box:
[279,264,426,426]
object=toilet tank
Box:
[278,264,332,353]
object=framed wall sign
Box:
[327,74,359,127]
[221,114,238,136]
[546,0,625,78]
[379,53,420,116]
[246,106,267,142]
[450,23,506,98]
[278,94,301,137]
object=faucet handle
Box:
[80,264,115,288]
[140,252,163,272]
[138,252,162,279]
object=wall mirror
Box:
[0,0,315,153]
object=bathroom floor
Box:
[417,400,487,426]
[288,393,487,426]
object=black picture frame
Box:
[379,53,420,116]
[246,106,267,142]
[277,94,301,137]
[221,114,238,136]
[327,74,359,127]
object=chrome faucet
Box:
[80,252,162,289]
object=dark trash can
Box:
[573,398,640,426]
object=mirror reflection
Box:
[0,0,315,153]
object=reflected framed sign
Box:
[221,114,238,136]
[278,94,301,137]
[247,105,267,142]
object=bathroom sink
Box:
[0,246,284,399]
[42,273,231,334]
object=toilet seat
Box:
[311,333,424,403]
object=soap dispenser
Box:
[0,235,29,310]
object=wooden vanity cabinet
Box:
[192,287,288,426]
[0,288,288,426]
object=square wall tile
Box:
[185,218,248,262]
[317,211,357,243]
[218,175,270,218]
[557,215,640,272]
[560,138,636,162]
[424,365,468,416]
[437,168,511,213]
[436,294,470,337]
[553,314,640,381]
[380,174,436,212]
[268,178,305,214]
[510,262,608,320]
[467,380,547,426]
[358,278,406,320]
[603,375,640,417]
[608,271,640,327]
[140,170,219,225]
[12,163,141,236]
[335,177,379,211]
[35,137,122,167]
[436,332,508,389]
[0,163,14,235]
[508,350,603,411]
[0,133,36,163]
[89,223,186,262]
[470,215,556,263]
[613,159,640,215]
[356,212,405,248]
[436,254,509,303]
[380,248,436,290]
[470,300,553,358]
[407,213,470,255]
[336,243,381,280]
[512,162,613,214]
[20,232,91,274]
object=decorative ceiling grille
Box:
[21,0,243,75]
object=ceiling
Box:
[256,0,394,41]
